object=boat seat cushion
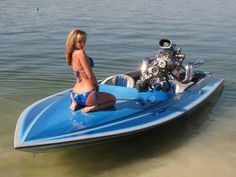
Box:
[101,74,135,88]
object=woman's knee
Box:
[106,93,116,103]
[110,94,116,103]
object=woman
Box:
[65,29,116,113]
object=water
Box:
[0,0,236,176]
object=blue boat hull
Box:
[14,73,223,152]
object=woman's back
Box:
[71,50,96,94]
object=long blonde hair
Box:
[65,29,87,65]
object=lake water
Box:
[0,0,236,177]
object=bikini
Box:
[70,57,97,107]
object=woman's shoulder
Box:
[73,49,86,56]
[72,49,88,64]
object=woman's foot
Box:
[82,105,96,113]
[82,101,115,113]
[69,102,78,111]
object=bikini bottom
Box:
[70,89,97,107]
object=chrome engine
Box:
[135,39,203,92]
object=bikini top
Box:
[74,56,94,79]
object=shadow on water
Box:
[42,86,223,176]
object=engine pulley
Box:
[158,60,167,68]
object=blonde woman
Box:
[65,29,116,113]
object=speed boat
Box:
[14,39,224,152]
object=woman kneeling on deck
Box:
[65,29,116,113]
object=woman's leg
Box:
[69,92,78,111]
[83,92,116,113]
[70,102,78,111]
